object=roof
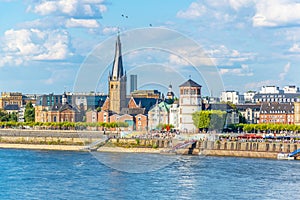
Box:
[50,103,62,111]
[149,101,172,113]
[204,103,234,111]
[167,91,174,96]
[59,103,78,112]
[4,104,19,111]
[129,98,160,112]
[49,103,78,112]
[236,104,261,111]
[260,102,294,114]
[253,93,300,99]
[179,79,202,88]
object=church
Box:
[86,34,203,132]
[87,34,157,131]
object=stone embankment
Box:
[1,129,299,159]
[0,129,105,147]
[108,138,300,159]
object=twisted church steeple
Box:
[110,34,125,81]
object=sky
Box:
[0,0,300,97]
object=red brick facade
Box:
[135,114,148,131]
[259,102,294,124]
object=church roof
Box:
[50,103,62,111]
[128,98,159,112]
[110,35,124,80]
[59,103,78,112]
[49,102,78,112]
[179,79,201,88]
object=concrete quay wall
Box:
[0,129,105,145]
[110,139,300,158]
[200,141,300,153]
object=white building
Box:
[179,79,202,132]
[148,101,171,130]
[221,91,244,104]
[259,86,282,94]
[169,101,179,129]
[244,91,256,103]
[283,86,299,93]
[18,106,25,122]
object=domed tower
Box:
[166,84,175,100]
[108,34,127,114]
[62,92,68,105]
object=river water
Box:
[0,148,299,200]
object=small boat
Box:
[277,153,295,160]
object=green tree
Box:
[239,113,247,124]
[192,110,226,132]
[24,102,35,122]
[0,109,9,122]
[9,112,18,122]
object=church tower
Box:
[109,34,127,113]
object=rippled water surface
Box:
[0,149,299,200]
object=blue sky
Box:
[0,0,300,97]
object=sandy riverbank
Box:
[0,143,164,153]
[97,146,163,154]
[0,143,84,151]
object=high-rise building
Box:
[130,74,137,93]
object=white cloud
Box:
[176,2,206,19]
[279,62,290,81]
[245,79,276,91]
[228,0,253,11]
[289,44,300,53]
[0,28,71,66]
[253,0,300,27]
[102,26,118,35]
[44,69,74,85]
[219,64,253,76]
[207,45,255,66]
[28,0,106,18]
[245,62,291,90]
[98,4,107,13]
[169,54,189,66]
[66,18,100,28]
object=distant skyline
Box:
[1,0,300,96]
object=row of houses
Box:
[220,85,300,105]
[3,35,300,132]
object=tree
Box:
[24,102,35,122]
[192,110,226,132]
[9,112,18,122]
[0,109,9,122]
[239,113,247,124]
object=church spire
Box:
[111,34,124,81]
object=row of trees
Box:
[192,110,300,133]
[238,123,300,133]
[0,110,18,122]
[0,121,129,129]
